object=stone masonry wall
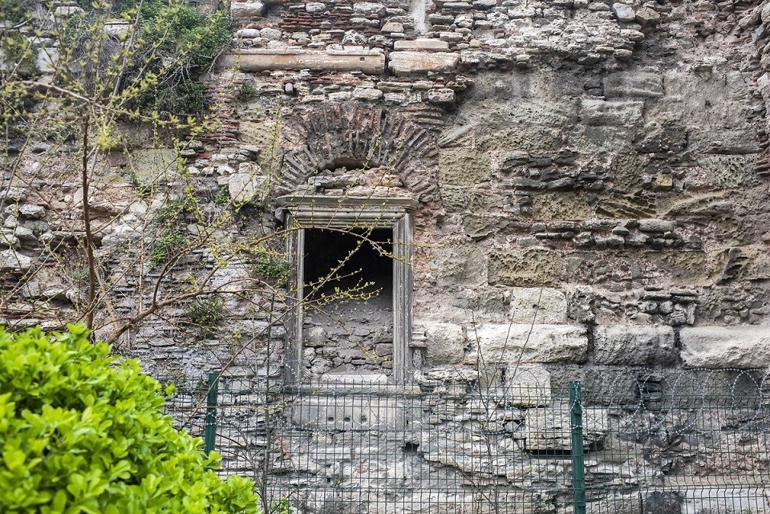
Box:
[5,0,770,511]
[216,0,770,374]
[3,0,770,377]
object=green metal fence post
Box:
[569,380,587,514]
[204,372,219,455]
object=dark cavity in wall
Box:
[302,228,394,378]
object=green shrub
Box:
[0,324,259,513]
[239,81,256,102]
[151,230,186,267]
[249,248,290,285]
[186,296,226,330]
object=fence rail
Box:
[164,369,770,513]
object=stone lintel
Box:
[218,50,386,74]
[393,39,450,51]
[388,51,459,75]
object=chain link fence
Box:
[164,369,770,513]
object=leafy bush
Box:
[186,297,226,331]
[120,0,232,115]
[0,324,258,513]
[151,230,186,267]
[249,247,290,285]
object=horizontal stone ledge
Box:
[393,38,450,51]
[680,326,770,368]
[218,49,386,74]
[388,51,459,76]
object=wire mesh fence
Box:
[163,369,770,513]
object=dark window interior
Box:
[303,228,393,303]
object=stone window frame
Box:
[276,195,416,384]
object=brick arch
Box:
[274,103,438,201]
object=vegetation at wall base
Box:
[0,325,259,513]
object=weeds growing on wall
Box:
[186,296,227,333]
[151,230,186,267]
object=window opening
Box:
[302,228,394,379]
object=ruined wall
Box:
[4,0,770,511]
[213,0,770,377]
[3,0,770,378]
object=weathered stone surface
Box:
[427,88,455,104]
[290,395,411,430]
[305,2,324,12]
[680,326,770,368]
[439,149,490,186]
[230,0,264,18]
[219,50,385,74]
[421,321,465,365]
[580,99,644,126]
[501,365,552,407]
[611,3,635,22]
[393,39,449,51]
[18,204,45,219]
[635,6,660,24]
[593,325,677,365]
[352,2,384,15]
[638,219,674,232]
[129,149,178,183]
[604,72,664,98]
[0,249,31,271]
[228,172,267,204]
[488,248,564,287]
[388,51,458,75]
[472,324,589,364]
[524,406,608,451]
[509,287,568,324]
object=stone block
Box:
[353,1,385,15]
[18,204,45,219]
[524,405,608,451]
[509,287,568,324]
[36,47,58,74]
[488,247,564,287]
[230,0,265,18]
[501,365,551,407]
[580,99,643,126]
[218,50,385,74]
[290,395,410,431]
[319,373,388,387]
[438,148,490,186]
[421,321,466,365]
[426,88,455,104]
[611,3,635,22]
[604,72,664,98]
[228,172,267,205]
[388,51,458,75]
[593,325,677,365]
[680,326,770,368]
[472,324,588,364]
[0,249,31,271]
[393,39,449,51]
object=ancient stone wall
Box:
[4,0,770,379]
[5,0,770,511]
[213,0,770,376]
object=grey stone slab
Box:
[680,326,770,368]
[593,325,677,365]
[219,50,386,74]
